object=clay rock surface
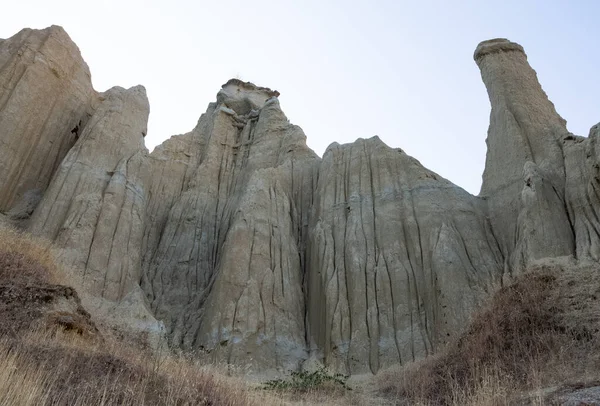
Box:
[30,85,149,303]
[141,87,319,371]
[0,26,95,213]
[307,137,502,374]
[475,39,575,270]
[0,26,599,375]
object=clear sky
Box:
[2,1,598,194]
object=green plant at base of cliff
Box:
[262,366,351,392]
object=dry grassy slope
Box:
[377,259,600,405]
[0,227,97,339]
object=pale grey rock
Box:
[195,168,307,370]
[140,108,215,282]
[0,26,95,212]
[217,79,280,115]
[513,161,575,268]
[562,124,600,262]
[7,188,43,220]
[82,285,167,350]
[29,85,149,302]
[475,38,575,271]
[142,91,319,372]
[306,137,502,374]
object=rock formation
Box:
[30,85,149,302]
[0,26,95,213]
[0,27,598,375]
[475,39,575,271]
[307,138,502,373]
[141,87,319,371]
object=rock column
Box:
[475,39,574,270]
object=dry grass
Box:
[376,262,600,405]
[0,329,280,406]
[261,380,362,406]
[0,225,97,339]
[0,225,60,285]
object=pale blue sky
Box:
[2,1,598,194]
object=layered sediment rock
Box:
[0,27,598,375]
[563,124,600,262]
[141,86,319,370]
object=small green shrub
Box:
[262,366,351,392]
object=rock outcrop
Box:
[29,84,149,302]
[563,124,600,262]
[0,26,95,213]
[307,138,502,373]
[475,39,575,270]
[0,27,598,375]
[141,86,319,370]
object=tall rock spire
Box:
[475,38,575,269]
[141,82,319,371]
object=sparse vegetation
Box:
[263,366,351,392]
[0,329,272,406]
[0,225,60,285]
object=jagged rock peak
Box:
[473,38,525,61]
[217,78,281,115]
[221,78,280,97]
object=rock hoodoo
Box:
[475,38,575,271]
[0,28,597,375]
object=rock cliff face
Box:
[307,138,502,373]
[30,85,149,302]
[0,26,95,214]
[0,28,597,375]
